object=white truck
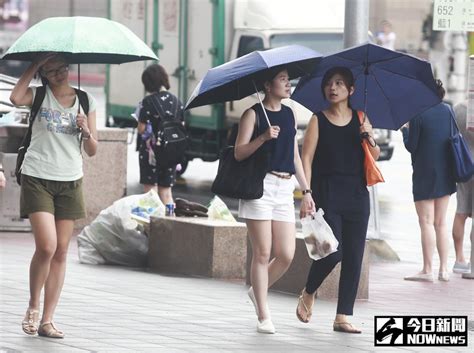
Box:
[107,0,393,173]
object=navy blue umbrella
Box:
[185,45,322,115]
[291,43,441,130]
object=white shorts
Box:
[238,173,295,223]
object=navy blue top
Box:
[312,110,365,180]
[253,103,296,174]
[402,102,456,202]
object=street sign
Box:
[433,0,474,31]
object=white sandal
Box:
[22,308,39,335]
[38,321,64,339]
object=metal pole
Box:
[344,0,381,239]
[344,0,369,48]
[449,32,467,105]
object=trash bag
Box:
[77,190,165,267]
[207,196,236,222]
[301,209,339,261]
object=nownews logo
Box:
[374,316,468,346]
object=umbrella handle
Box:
[77,63,83,135]
[252,80,271,128]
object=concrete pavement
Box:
[0,231,472,353]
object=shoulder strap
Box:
[74,88,89,115]
[357,110,365,125]
[250,105,261,137]
[148,93,167,120]
[446,104,459,136]
[171,94,179,119]
[30,86,46,123]
[20,86,46,153]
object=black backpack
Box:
[148,94,187,168]
[15,86,89,185]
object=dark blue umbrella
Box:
[185,45,321,113]
[291,43,441,130]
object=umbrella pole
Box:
[252,80,271,128]
[77,63,81,114]
[363,65,368,123]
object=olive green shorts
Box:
[20,174,86,220]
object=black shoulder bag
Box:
[15,87,89,185]
[211,107,270,200]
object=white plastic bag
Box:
[207,196,236,222]
[77,190,165,266]
[301,209,339,261]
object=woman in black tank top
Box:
[234,67,315,334]
[296,67,380,333]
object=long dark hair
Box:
[435,79,445,99]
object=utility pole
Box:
[344,0,369,48]
[69,0,75,17]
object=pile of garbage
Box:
[77,192,236,267]
[77,190,164,266]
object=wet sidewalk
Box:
[0,231,472,353]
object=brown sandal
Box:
[296,289,314,323]
[38,321,65,339]
[22,308,39,335]
[333,321,362,334]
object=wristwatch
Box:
[302,189,312,195]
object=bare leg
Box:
[157,186,173,205]
[247,219,272,321]
[42,219,74,323]
[414,200,435,273]
[452,213,469,263]
[268,220,295,287]
[143,184,157,193]
[434,196,451,273]
[28,212,57,310]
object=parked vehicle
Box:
[0,74,28,122]
[107,0,393,174]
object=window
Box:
[270,33,344,55]
[237,36,264,57]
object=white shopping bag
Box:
[301,209,339,261]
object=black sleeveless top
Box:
[312,110,364,180]
[253,103,296,174]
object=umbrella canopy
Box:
[2,16,158,64]
[185,45,321,110]
[291,43,440,130]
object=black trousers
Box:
[305,175,370,315]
